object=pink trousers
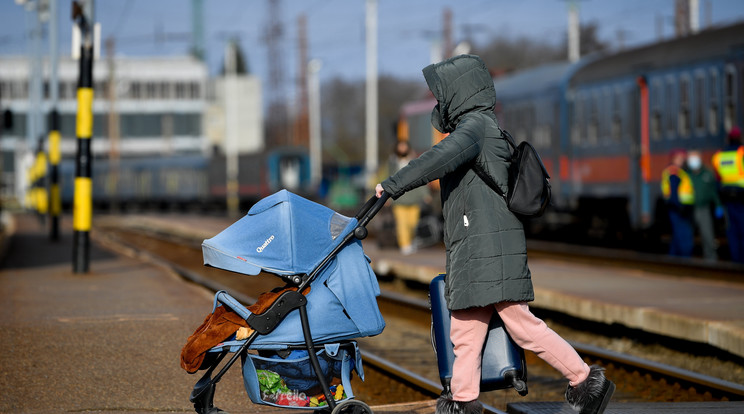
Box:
[450,302,590,402]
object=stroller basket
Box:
[242,343,360,408]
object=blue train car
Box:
[492,22,744,238]
[493,60,594,214]
[564,22,744,233]
[399,22,744,244]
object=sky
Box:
[2,0,744,97]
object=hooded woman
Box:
[375,54,614,414]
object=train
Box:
[58,148,311,211]
[399,22,744,247]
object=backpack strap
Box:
[470,128,516,198]
[499,128,518,151]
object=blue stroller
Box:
[188,190,389,414]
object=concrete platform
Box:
[506,401,744,413]
[1,214,454,414]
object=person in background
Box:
[661,149,695,257]
[687,150,723,261]
[376,54,614,414]
[388,140,429,255]
[712,127,744,263]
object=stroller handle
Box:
[354,192,390,236]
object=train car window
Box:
[694,71,706,134]
[611,88,622,142]
[599,88,610,143]
[709,69,720,136]
[665,77,676,138]
[724,64,737,132]
[651,79,662,141]
[587,93,598,145]
[571,96,582,145]
[678,74,691,138]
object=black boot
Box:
[435,394,483,414]
[565,365,615,414]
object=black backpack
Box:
[472,129,551,218]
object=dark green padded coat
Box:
[381,55,533,310]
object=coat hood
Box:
[422,54,497,133]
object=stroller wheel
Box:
[330,400,373,414]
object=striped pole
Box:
[72,1,94,273]
[49,110,61,240]
[35,138,48,222]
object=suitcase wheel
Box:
[513,378,528,396]
[505,370,528,396]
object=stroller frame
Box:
[189,193,390,414]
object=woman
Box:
[388,140,429,255]
[375,54,614,414]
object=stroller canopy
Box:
[203,190,385,344]
[203,190,356,276]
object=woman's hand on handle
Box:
[375,183,384,198]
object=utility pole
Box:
[190,0,205,61]
[48,0,62,240]
[308,59,321,189]
[567,1,580,62]
[442,8,452,59]
[225,40,240,218]
[106,37,120,212]
[72,0,95,273]
[265,0,288,148]
[365,0,378,186]
[294,14,309,148]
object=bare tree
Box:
[320,75,423,166]
[473,21,609,73]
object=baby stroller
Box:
[185,190,389,414]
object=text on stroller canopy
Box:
[256,235,275,253]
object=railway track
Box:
[94,220,744,412]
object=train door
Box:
[634,76,652,229]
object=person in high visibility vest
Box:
[661,148,695,257]
[712,127,744,263]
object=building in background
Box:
[205,40,264,156]
[0,54,208,198]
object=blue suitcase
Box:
[429,274,528,396]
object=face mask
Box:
[687,156,701,170]
[431,104,444,133]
